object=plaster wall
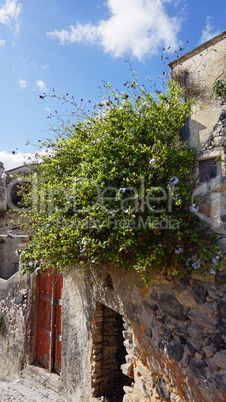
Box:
[170,31,226,154]
[0,271,29,380]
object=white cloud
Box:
[0,38,6,45]
[36,80,47,93]
[18,78,28,89]
[198,16,221,45]
[47,0,181,61]
[0,148,54,171]
[0,0,22,33]
[41,63,50,71]
[0,150,34,171]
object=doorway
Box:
[91,302,132,400]
[36,271,63,374]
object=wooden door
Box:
[54,273,63,373]
[36,271,63,373]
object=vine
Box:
[17,77,225,284]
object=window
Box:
[180,118,189,143]
[199,159,217,182]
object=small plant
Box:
[211,80,226,101]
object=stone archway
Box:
[91,302,132,401]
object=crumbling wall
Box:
[0,272,30,380]
[169,31,226,153]
[122,271,226,401]
[86,263,226,402]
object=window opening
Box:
[199,159,217,182]
[180,118,189,143]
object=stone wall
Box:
[0,210,28,279]
[169,31,226,155]
[121,270,226,401]
[0,271,30,380]
[0,261,225,402]
[193,176,226,253]
[58,263,226,401]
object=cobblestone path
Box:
[0,378,69,402]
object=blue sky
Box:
[0,0,225,170]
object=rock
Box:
[211,331,226,348]
[187,309,217,328]
[147,356,162,375]
[189,358,207,379]
[203,345,217,357]
[185,341,197,355]
[216,272,226,285]
[167,340,184,362]
[163,327,172,338]
[156,378,169,400]
[187,323,204,339]
[195,350,204,360]
[198,302,218,318]
[218,300,226,319]
[158,338,167,351]
[156,314,166,324]
[170,393,181,402]
[137,364,153,388]
[206,357,218,373]
[145,327,152,338]
[126,303,135,321]
[203,337,211,346]
[121,362,133,378]
[213,351,226,369]
[189,338,202,350]
[191,272,215,284]
[15,294,24,304]
[174,287,198,309]
[216,290,224,297]
[159,294,184,320]
[207,288,220,299]
[214,370,226,392]
[192,282,207,303]
[142,300,158,311]
[218,319,226,336]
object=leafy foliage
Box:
[18,78,224,283]
[211,80,226,101]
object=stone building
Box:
[0,32,226,401]
[0,163,30,279]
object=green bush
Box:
[18,78,224,283]
[211,80,226,101]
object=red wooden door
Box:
[36,271,63,373]
[54,273,63,373]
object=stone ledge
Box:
[22,364,62,393]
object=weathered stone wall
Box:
[60,269,95,401]
[0,271,30,380]
[0,211,29,279]
[59,263,226,401]
[169,31,226,155]
[0,162,30,279]
[122,270,226,401]
[193,176,226,254]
